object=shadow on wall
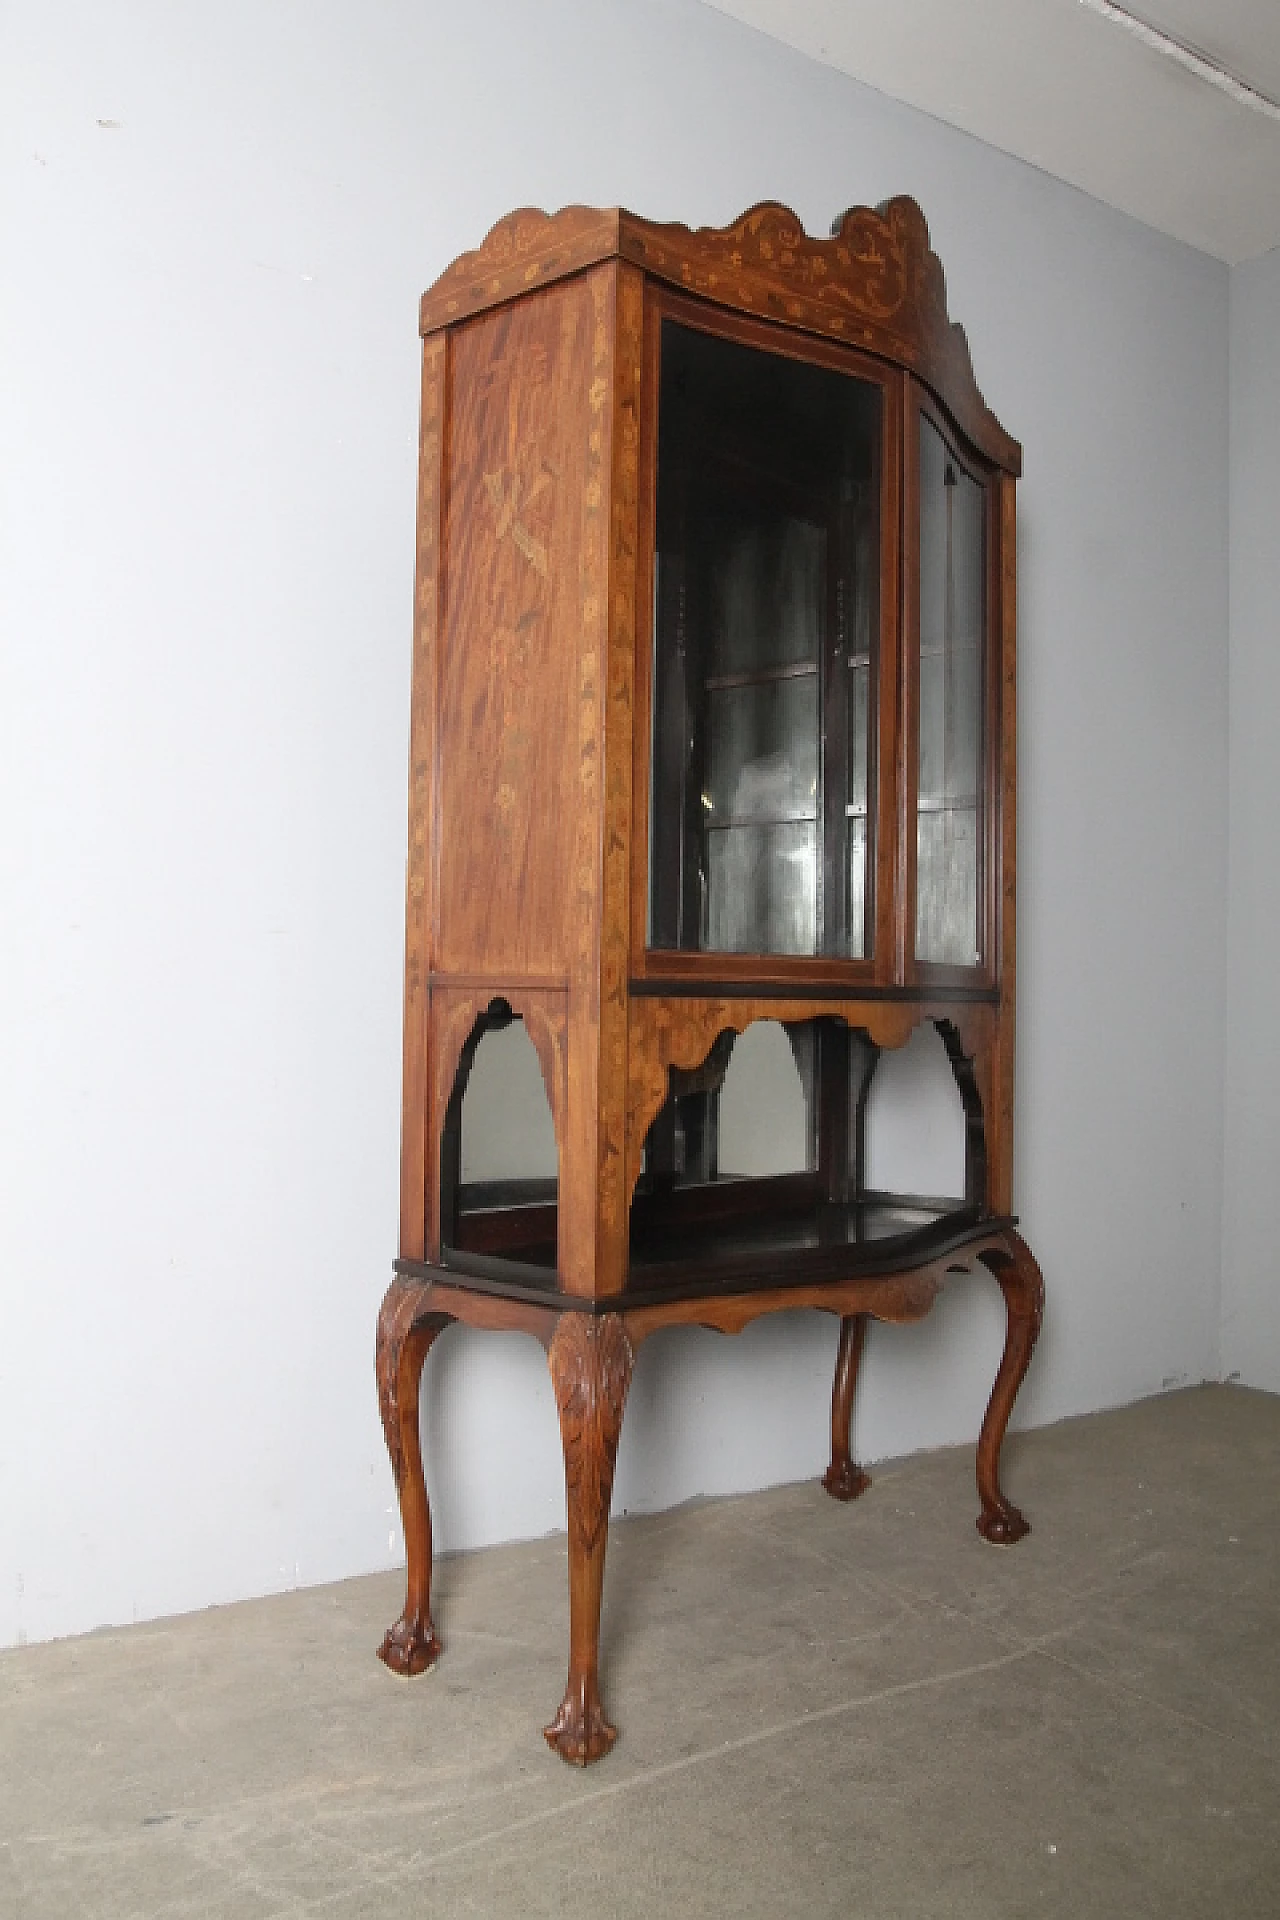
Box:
[864,1023,967,1200]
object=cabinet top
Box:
[419,196,1020,474]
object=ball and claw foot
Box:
[823,1460,872,1502]
[377,1614,442,1676]
[976,1504,1031,1546]
[543,1681,617,1767]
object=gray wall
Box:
[0,0,1230,1646]
[1223,244,1280,1391]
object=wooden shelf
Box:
[432,1182,1007,1311]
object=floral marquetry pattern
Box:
[626,197,1019,470]
[398,334,448,1261]
[385,192,1041,1766]
[419,199,1020,470]
[419,205,624,335]
[624,997,964,1208]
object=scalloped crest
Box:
[419,197,1018,471]
[419,204,623,334]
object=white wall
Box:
[1222,245,1280,1391]
[0,0,1230,1647]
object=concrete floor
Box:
[2,1385,1278,1918]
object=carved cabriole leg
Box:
[823,1313,872,1501]
[975,1231,1045,1544]
[376,1280,453,1674]
[542,1311,635,1766]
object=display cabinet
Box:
[376,196,1044,1765]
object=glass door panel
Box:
[915,413,985,968]
[649,319,881,961]
[701,504,821,953]
[706,820,818,955]
[707,507,824,675]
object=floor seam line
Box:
[352,1635,1062,1890]
[875,1584,1279,1765]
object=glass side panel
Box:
[915,414,985,968]
[847,651,870,957]
[650,320,881,959]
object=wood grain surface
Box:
[385,193,1040,1763]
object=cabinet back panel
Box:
[436,276,605,979]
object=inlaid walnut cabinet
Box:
[376,195,1044,1765]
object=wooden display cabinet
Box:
[376,196,1044,1765]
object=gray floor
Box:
[2,1385,1278,1918]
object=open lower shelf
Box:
[413,1179,1012,1312]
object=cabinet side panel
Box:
[436,279,600,980]
[588,261,642,1294]
[399,335,447,1260]
[559,265,624,1294]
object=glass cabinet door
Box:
[648,320,882,961]
[914,410,987,970]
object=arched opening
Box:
[634,1018,816,1198]
[630,1018,825,1272]
[440,1000,558,1276]
[628,1014,983,1283]
[861,1021,973,1216]
[718,1021,814,1177]
[438,1011,984,1290]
